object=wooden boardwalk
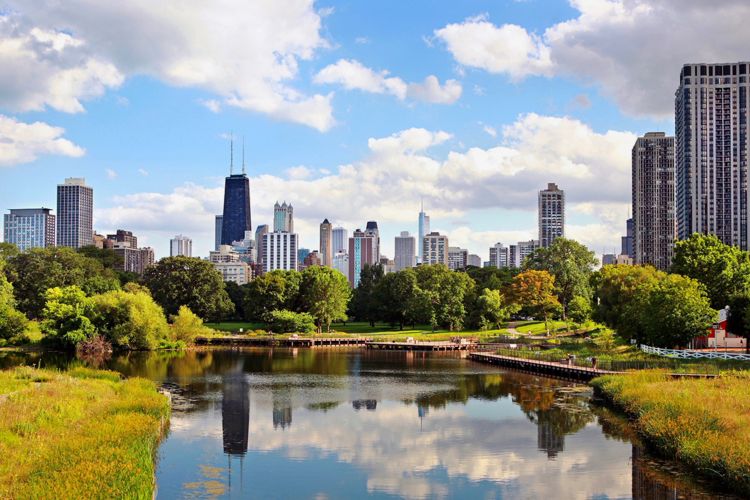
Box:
[366,341,475,351]
[195,336,372,347]
[468,352,620,381]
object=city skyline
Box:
[3,2,750,259]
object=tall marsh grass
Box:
[0,366,170,499]
[592,371,750,495]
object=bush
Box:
[267,309,316,333]
[170,306,213,344]
[88,289,169,350]
[40,286,96,348]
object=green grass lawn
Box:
[0,366,170,498]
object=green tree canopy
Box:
[373,268,419,329]
[470,288,511,331]
[0,259,27,341]
[509,270,561,333]
[88,289,169,350]
[170,305,214,344]
[592,264,664,332]
[350,264,384,326]
[6,247,120,318]
[142,256,233,321]
[76,245,123,270]
[671,233,750,309]
[412,264,475,331]
[40,286,95,348]
[244,270,301,321]
[524,238,597,318]
[300,266,351,332]
[267,309,316,333]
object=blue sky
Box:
[1,0,745,259]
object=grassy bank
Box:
[0,366,170,499]
[591,371,750,495]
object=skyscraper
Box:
[3,208,55,251]
[621,218,634,258]
[264,231,298,272]
[489,242,509,268]
[633,132,676,270]
[57,177,93,248]
[333,251,349,281]
[348,228,378,287]
[394,231,416,271]
[273,202,293,233]
[170,234,193,257]
[418,200,430,264]
[332,226,348,253]
[676,62,750,249]
[214,215,223,251]
[221,173,251,246]
[538,183,565,248]
[365,221,380,259]
[422,232,448,265]
[319,219,333,266]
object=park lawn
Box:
[513,320,568,335]
[592,371,750,495]
[0,366,170,499]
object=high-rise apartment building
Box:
[297,248,311,264]
[273,202,294,233]
[255,224,269,270]
[264,232,298,272]
[332,226,348,253]
[112,243,154,275]
[170,235,193,257]
[57,177,93,248]
[394,231,416,271]
[213,261,252,285]
[348,228,378,287]
[489,242,510,268]
[538,183,565,248]
[467,254,482,268]
[448,246,468,270]
[422,232,448,266]
[106,229,137,249]
[221,173,251,246]
[633,132,676,270]
[418,202,430,264]
[214,215,223,251]
[302,250,322,270]
[319,219,333,266]
[509,240,539,268]
[3,208,55,251]
[676,62,750,249]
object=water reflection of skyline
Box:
[221,359,249,456]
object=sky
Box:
[1,0,750,260]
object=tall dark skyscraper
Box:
[220,142,252,245]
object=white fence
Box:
[641,344,750,361]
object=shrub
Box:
[170,306,213,344]
[88,289,169,350]
[40,286,95,348]
[267,309,316,333]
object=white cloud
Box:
[2,1,335,130]
[315,59,461,104]
[97,115,634,257]
[434,15,552,81]
[138,168,149,176]
[482,125,497,137]
[0,115,85,166]
[106,168,117,179]
[199,99,221,113]
[435,2,750,116]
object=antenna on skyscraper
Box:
[242,136,246,175]
[230,132,234,175]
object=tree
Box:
[76,245,123,270]
[593,329,616,353]
[223,281,247,321]
[170,306,213,344]
[142,256,233,321]
[592,264,664,334]
[6,247,120,318]
[524,238,597,318]
[244,271,300,321]
[267,309,316,333]
[350,264,384,326]
[300,266,351,333]
[567,295,592,330]
[509,270,561,334]
[88,289,169,350]
[671,233,750,309]
[373,269,419,329]
[471,288,511,331]
[413,265,474,331]
[628,274,715,348]
[0,260,27,341]
[40,286,95,348]
[0,242,19,261]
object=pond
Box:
[0,348,738,499]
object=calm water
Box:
[0,348,737,499]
